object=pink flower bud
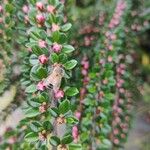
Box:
[83,76,90,83]
[38,133,46,141]
[137,25,142,31]
[72,126,78,143]
[51,23,60,32]
[113,105,118,111]
[112,121,117,126]
[143,21,149,26]
[105,31,111,37]
[114,19,120,26]
[37,81,46,91]
[119,99,124,104]
[119,79,124,84]
[8,137,16,144]
[99,91,104,98]
[116,82,121,88]
[80,88,86,95]
[119,88,125,93]
[47,5,55,14]
[108,56,113,62]
[60,0,65,4]
[117,68,121,73]
[22,5,29,14]
[114,14,120,20]
[81,69,88,76]
[113,129,119,135]
[117,108,122,114]
[108,45,113,51]
[123,127,128,133]
[121,133,126,139]
[24,15,29,24]
[120,64,126,69]
[38,54,48,64]
[52,42,62,53]
[110,34,117,40]
[36,2,44,11]
[102,79,108,85]
[54,89,64,99]
[36,14,45,25]
[109,24,114,29]
[38,40,47,48]
[114,138,119,144]
[115,117,121,123]
[99,59,105,65]
[39,105,46,113]
[0,5,3,13]
[83,61,89,69]
[84,36,91,46]
[125,116,130,121]
[75,111,81,120]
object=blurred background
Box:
[0,0,150,149]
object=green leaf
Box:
[46,14,56,25]
[25,84,37,93]
[5,4,14,13]
[43,121,53,131]
[62,45,75,54]
[30,121,42,132]
[50,53,59,63]
[66,116,78,125]
[49,136,60,146]
[52,31,60,42]
[87,85,96,93]
[36,67,48,79]
[101,139,112,149]
[61,23,72,32]
[61,135,73,144]
[69,144,82,150]
[109,77,116,86]
[59,53,68,64]
[32,46,49,56]
[65,87,79,96]
[64,60,77,70]
[38,92,49,102]
[32,46,43,56]
[105,93,115,100]
[25,42,37,48]
[29,54,38,65]
[27,99,41,107]
[59,100,70,114]
[25,108,40,118]
[49,107,59,117]
[25,132,38,143]
[30,65,41,81]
